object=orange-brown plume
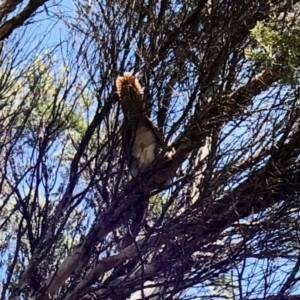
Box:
[116,72,143,99]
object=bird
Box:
[116,72,165,177]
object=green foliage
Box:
[245,13,300,84]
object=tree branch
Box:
[0,0,49,41]
[0,0,22,20]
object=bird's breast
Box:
[132,126,157,168]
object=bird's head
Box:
[115,72,143,100]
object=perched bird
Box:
[116,72,175,249]
[116,72,165,176]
